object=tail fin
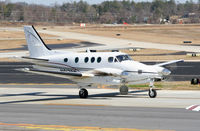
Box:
[24,25,51,58]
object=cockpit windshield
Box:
[116,55,133,62]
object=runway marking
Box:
[186,104,200,111]
[45,103,107,106]
[0,122,174,131]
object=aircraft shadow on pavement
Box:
[0,90,148,104]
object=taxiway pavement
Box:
[0,104,199,131]
[0,85,200,108]
[0,85,200,131]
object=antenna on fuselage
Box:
[86,48,91,53]
[86,48,96,52]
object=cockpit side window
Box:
[108,57,113,63]
[114,58,118,62]
[116,55,132,62]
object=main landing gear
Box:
[78,83,157,98]
[119,85,157,98]
[119,85,129,95]
[79,88,88,98]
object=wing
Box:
[18,65,124,80]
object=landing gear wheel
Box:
[79,88,88,98]
[119,85,129,95]
[148,88,157,98]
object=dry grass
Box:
[129,81,200,90]
[0,39,82,52]
[0,58,21,62]
[48,24,200,45]
[123,48,200,61]
[0,40,26,51]
[0,30,55,38]
[1,24,200,61]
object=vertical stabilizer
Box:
[24,26,51,58]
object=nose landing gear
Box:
[148,88,157,98]
[148,79,157,98]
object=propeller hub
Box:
[161,68,171,76]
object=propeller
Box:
[153,57,181,89]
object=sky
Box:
[4,0,200,6]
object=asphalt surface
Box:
[0,62,73,84]
[0,61,199,84]
[0,104,199,131]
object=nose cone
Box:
[161,68,171,76]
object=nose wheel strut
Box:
[148,79,157,98]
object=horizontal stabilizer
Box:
[18,68,94,78]
[22,56,49,61]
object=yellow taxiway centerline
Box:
[45,103,107,106]
[0,122,174,131]
[0,83,75,85]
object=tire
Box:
[148,89,157,98]
[79,88,88,98]
[191,78,199,85]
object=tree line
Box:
[0,0,200,24]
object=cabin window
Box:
[64,58,68,62]
[97,57,101,63]
[84,57,89,63]
[75,57,79,63]
[108,57,113,63]
[91,57,95,63]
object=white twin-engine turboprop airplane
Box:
[21,26,183,98]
